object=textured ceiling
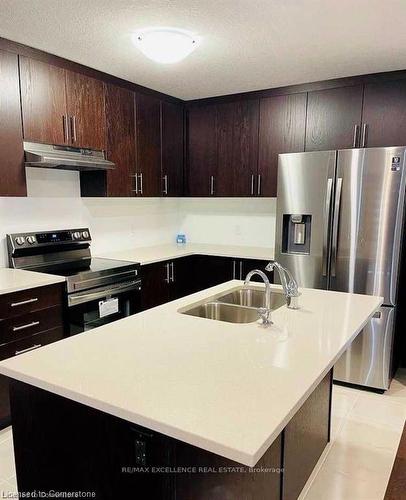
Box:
[1,0,406,100]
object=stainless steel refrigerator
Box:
[275,147,406,391]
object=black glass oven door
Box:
[67,282,141,335]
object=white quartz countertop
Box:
[0,281,381,466]
[97,243,275,265]
[0,268,65,295]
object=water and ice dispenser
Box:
[282,214,312,254]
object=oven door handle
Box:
[68,280,141,307]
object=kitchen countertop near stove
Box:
[97,243,275,266]
[0,268,66,295]
[0,281,381,466]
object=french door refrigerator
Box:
[275,147,406,391]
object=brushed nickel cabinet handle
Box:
[239,260,243,280]
[62,115,69,143]
[257,175,262,196]
[139,173,143,195]
[233,260,236,279]
[170,262,175,282]
[13,321,39,332]
[70,116,77,143]
[130,173,138,194]
[352,124,360,148]
[210,175,215,195]
[361,123,368,148]
[164,263,170,283]
[15,344,42,356]
[163,174,168,195]
[251,174,255,195]
[11,298,38,307]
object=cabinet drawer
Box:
[0,284,64,319]
[0,306,63,345]
[0,327,64,361]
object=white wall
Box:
[0,169,276,267]
[178,198,276,247]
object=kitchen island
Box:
[0,281,382,499]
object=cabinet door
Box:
[140,262,170,311]
[258,94,306,196]
[0,326,64,429]
[105,84,136,197]
[186,105,217,196]
[217,100,259,196]
[170,257,198,300]
[0,50,26,196]
[161,101,184,196]
[362,80,406,147]
[195,256,234,290]
[20,57,68,146]
[66,70,106,150]
[305,86,363,151]
[136,93,161,196]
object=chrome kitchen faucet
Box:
[244,269,273,326]
[266,261,300,309]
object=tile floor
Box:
[300,369,406,500]
[0,371,404,499]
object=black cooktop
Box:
[45,257,139,278]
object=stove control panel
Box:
[7,228,92,250]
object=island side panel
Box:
[175,435,282,500]
[282,370,332,500]
[9,370,332,500]
[9,380,282,499]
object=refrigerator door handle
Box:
[331,177,343,277]
[322,178,333,276]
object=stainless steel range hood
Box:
[24,142,115,171]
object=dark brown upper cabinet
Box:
[161,101,184,196]
[105,84,136,197]
[217,100,259,196]
[20,57,106,151]
[65,70,106,150]
[186,104,218,196]
[305,85,363,151]
[20,56,68,146]
[135,93,161,196]
[362,80,406,147]
[258,93,307,197]
[0,50,26,196]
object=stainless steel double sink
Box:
[180,286,286,324]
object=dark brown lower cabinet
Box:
[0,327,64,428]
[9,371,332,499]
[193,255,234,291]
[0,283,65,429]
[140,261,171,310]
[141,255,274,311]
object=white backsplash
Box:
[178,198,276,248]
[0,169,276,267]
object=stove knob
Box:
[82,230,90,239]
[72,232,81,240]
[15,236,25,246]
[26,236,36,245]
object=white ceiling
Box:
[1,0,406,100]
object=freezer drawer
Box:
[334,306,394,390]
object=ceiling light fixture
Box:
[132,28,199,64]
